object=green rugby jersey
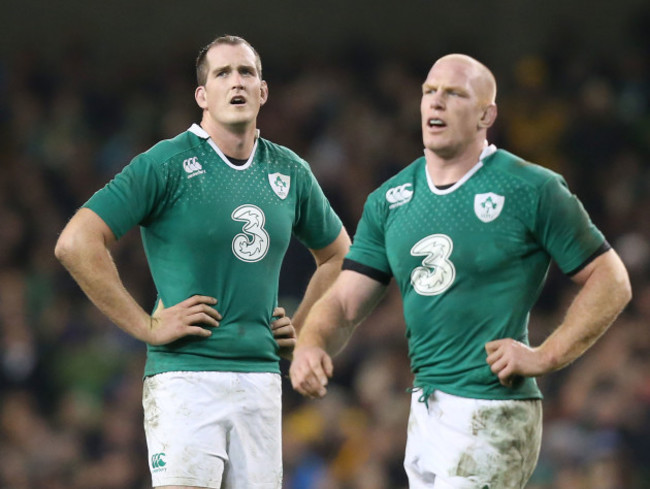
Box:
[346,146,606,400]
[84,124,342,376]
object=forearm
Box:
[297,270,387,356]
[296,289,358,356]
[56,236,152,342]
[292,229,351,333]
[538,252,631,372]
[292,257,343,332]
[290,270,385,398]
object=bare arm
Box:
[290,270,388,398]
[275,228,350,361]
[54,208,221,345]
[486,249,632,385]
[291,228,352,333]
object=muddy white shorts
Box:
[404,389,542,489]
[143,371,282,489]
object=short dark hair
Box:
[195,35,263,86]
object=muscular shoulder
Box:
[141,130,206,169]
[367,157,424,206]
[257,138,312,173]
[485,149,564,190]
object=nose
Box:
[230,71,244,87]
[429,91,445,109]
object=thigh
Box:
[143,372,229,489]
[404,390,542,489]
[223,372,283,489]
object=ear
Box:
[478,103,497,129]
[259,80,269,107]
[195,86,208,110]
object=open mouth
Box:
[230,95,246,105]
[427,118,446,128]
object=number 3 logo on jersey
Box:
[231,205,270,262]
[410,234,455,295]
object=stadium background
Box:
[1,1,649,487]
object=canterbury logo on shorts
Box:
[151,452,167,471]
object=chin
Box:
[424,143,458,160]
[423,136,448,152]
[224,115,255,128]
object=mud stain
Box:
[453,401,542,489]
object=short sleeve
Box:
[83,153,166,239]
[534,174,606,274]
[346,192,392,276]
[292,168,342,250]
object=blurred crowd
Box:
[1,20,650,489]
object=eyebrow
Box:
[422,82,467,93]
[212,63,257,74]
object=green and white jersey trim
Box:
[424,143,496,195]
[188,123,259,170]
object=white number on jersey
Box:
[231,205,270,262]
[410,234,455,295]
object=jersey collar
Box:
[425,142,498,195]
[188,123,260,171]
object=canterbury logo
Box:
[151,452,167,469]
[386,183,413,208]
[183,156,205,178]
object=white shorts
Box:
[143,371,282,489]
[404,389,542,489]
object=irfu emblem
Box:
[474,192,505,223]
[268,172,291,200]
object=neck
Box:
[200,116,257,159]
[424,139,487,186]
